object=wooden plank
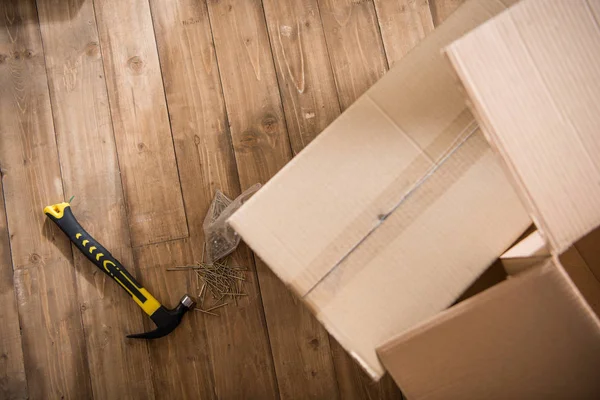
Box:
[35,1,156,399]
[374,0,435,66]
[317,0,388,109]
[133,239,215,400]
[0,183,28,400]
[262,0,341,155]
[429,0,465,26]
[205,0,341,398]
[92,0,188,247]
[0,1,92,398]
[147,1,279,398]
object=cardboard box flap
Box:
[378,258,600,399]
[500,230,550,275]
[230,0,520,298]
[305,130,529,378]
[446,0,600,254]
[501,230,548,260]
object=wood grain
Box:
[35,0,156,399]
[148,0,278,397]
[134,239,215,400]
[92,0,188,247]
[206,0,341,398]
[0,1,92,398]
[374,0,434,65]
[429,0,465,26]
[0,184,27,400]
[262,0,341,155]
[317,0,388,109]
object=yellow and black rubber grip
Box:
[44,202,162,317]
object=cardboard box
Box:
[229,0,529,379]
[378,0,600,397]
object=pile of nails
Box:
[167,258,247,316]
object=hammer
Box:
[44,202,194,339]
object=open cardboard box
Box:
[230,0,529,379]
[377,0,600,397]
[230,0,600,391]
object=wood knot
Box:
[308,338,320,350]
[137,142,146,151]
[239,131,260,149]
[261,116,279,135]
[127,56,144,74]
[29,253,42,264]
[13,51,21,60]
[193,134,201,146]
[85,42,99,57]
[25,49,33,58]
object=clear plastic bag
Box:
[203,183,261,263]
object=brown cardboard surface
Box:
[559,244,600,318]
[446,0,600,254]
[574,225,600,284]
[378,259,600,400]
[230,0,527,378]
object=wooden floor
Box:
[0,0,463,398]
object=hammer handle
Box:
[44,202,162,316]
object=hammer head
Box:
[127,295,195,339]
